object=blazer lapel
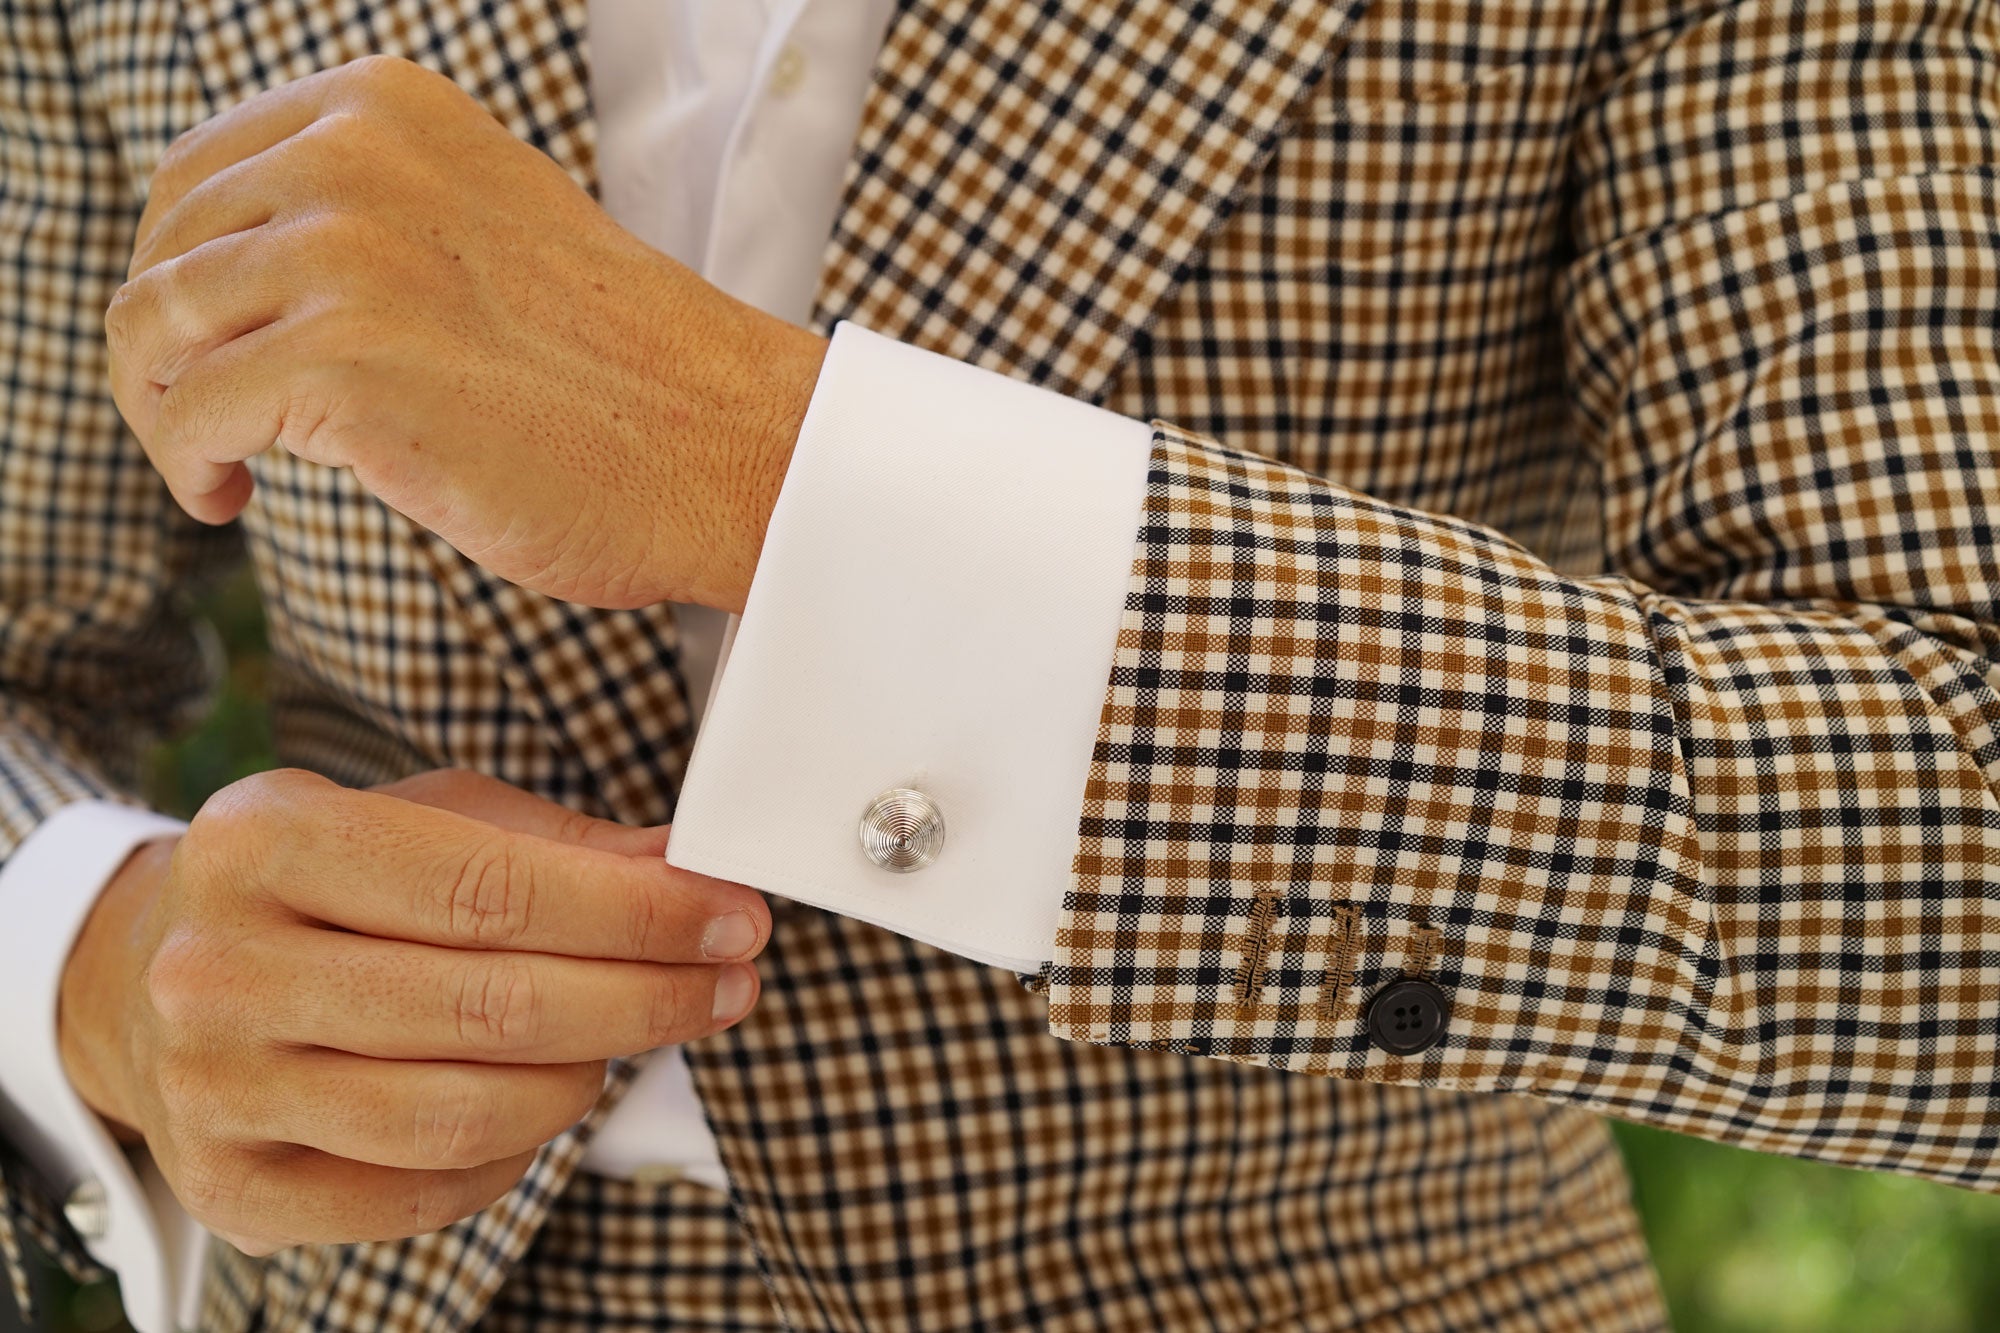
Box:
[811,0,1367,401]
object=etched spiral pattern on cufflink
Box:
[859,788,945,872]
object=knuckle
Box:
[445,842,532,948]
[401,1162,499,1236]
[182,792,247,860]
[453,956,541,1050]
[273,379,344,465]
[188,769,326,869]
[300,202,376,258]
[173,1143,255,1231]
[338,55,450,113]
[173,1156,230,1218]
[152,379,228,469]
[257,765,330,798]
[151,377,201,444]
[103,278,156,350]
[144,931,222,1027]
[622,877,664,960]
[344,52,417,86]
[151,130,202,198]
[176,1144,305,1253]
[292,111,371,184]
[149,1039,211,1121]
[412,1075,497,1169]
[162,235,216,290]
[294,295,370,354]
[196,768,320,832]
[642,969,698,1047]
[400,1172,445,1234]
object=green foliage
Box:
[1616,1121,2000,1332]
[9,569,1998,1332]
[139,568,276,819]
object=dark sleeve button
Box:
[1365,977,1451,1055]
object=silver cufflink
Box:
[64,1178,109,1242]
[859,788,945,872]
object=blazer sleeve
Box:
[1045,0,2000,1192]
[0,1,238,1309]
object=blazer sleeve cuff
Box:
[666,322,1154,973]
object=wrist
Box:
[689,313,827,614]
[56,836,173,1144]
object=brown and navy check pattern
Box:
[480,1170,784,1332]
[3,0,1992,1327]
[1047,0,2000,1191]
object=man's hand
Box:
[107,54,828,613]
[54,768,767,1255]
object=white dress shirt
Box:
[0,2,1151,1329]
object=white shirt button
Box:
[628,1162,687,1188]
[859,788,945,872]
[768,44,807,97]
[64,1178,110,1242]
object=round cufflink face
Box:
[859,788,945,872]
[64,1178,109,1242]
[1366,977,1451,1055]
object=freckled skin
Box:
[108,53,828,614]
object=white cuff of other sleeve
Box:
[0,802,204,1333]
[667,322,1153,973]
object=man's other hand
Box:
[54,768,767,1255]
[107,53,828,613]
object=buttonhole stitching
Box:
[1232,891,1284,1003]
[1404,923,1442,978]
[1316,904,1363,1019]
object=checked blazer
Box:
[4,0,1999,1327]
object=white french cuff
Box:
[667,322,1154,972]
[0,801,204,1333]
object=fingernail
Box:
[700,911,759,960]
[711,965,755,1024]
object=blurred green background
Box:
[10,567,2000,1332]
